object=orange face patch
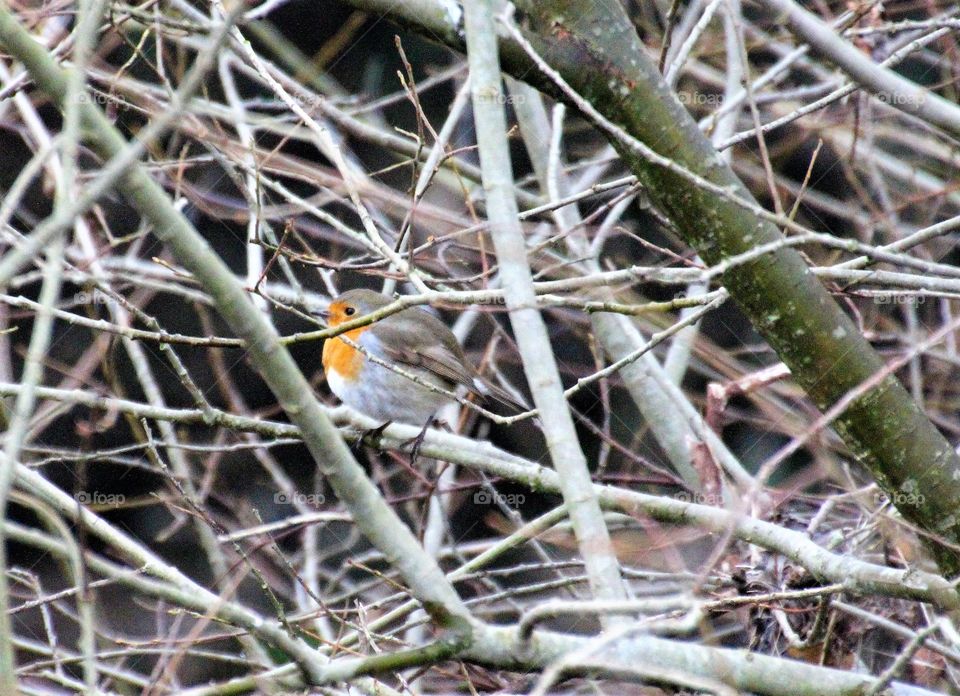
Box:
[325,300,357,327]
[322,326,369,381]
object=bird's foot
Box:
[359,420,393,448]
[404,415,446,467]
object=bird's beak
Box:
[314,307,332,320]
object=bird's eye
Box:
[344,307,356,316]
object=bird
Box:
[320,289,526,426]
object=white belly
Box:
[327,360,453,425]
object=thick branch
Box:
[462,0,627,605]
[0,3,474,649]
[754,0,960,140]
[332,0,960,577]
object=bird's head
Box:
[319,289,393,327]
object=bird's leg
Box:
[359,420,393,448]
[407,412,445,467]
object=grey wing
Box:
[378,310,529,413]
[374,310,478,392]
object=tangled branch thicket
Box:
[2,0,960,693]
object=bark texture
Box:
[340,0,960,574]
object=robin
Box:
[320,289,526,425]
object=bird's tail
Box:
[473,376,529,414]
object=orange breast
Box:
[322,327,368,381]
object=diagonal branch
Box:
[462,0,627,606]
[754,0,960,140]
[331,0,960,577]
[0,2,476,664]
